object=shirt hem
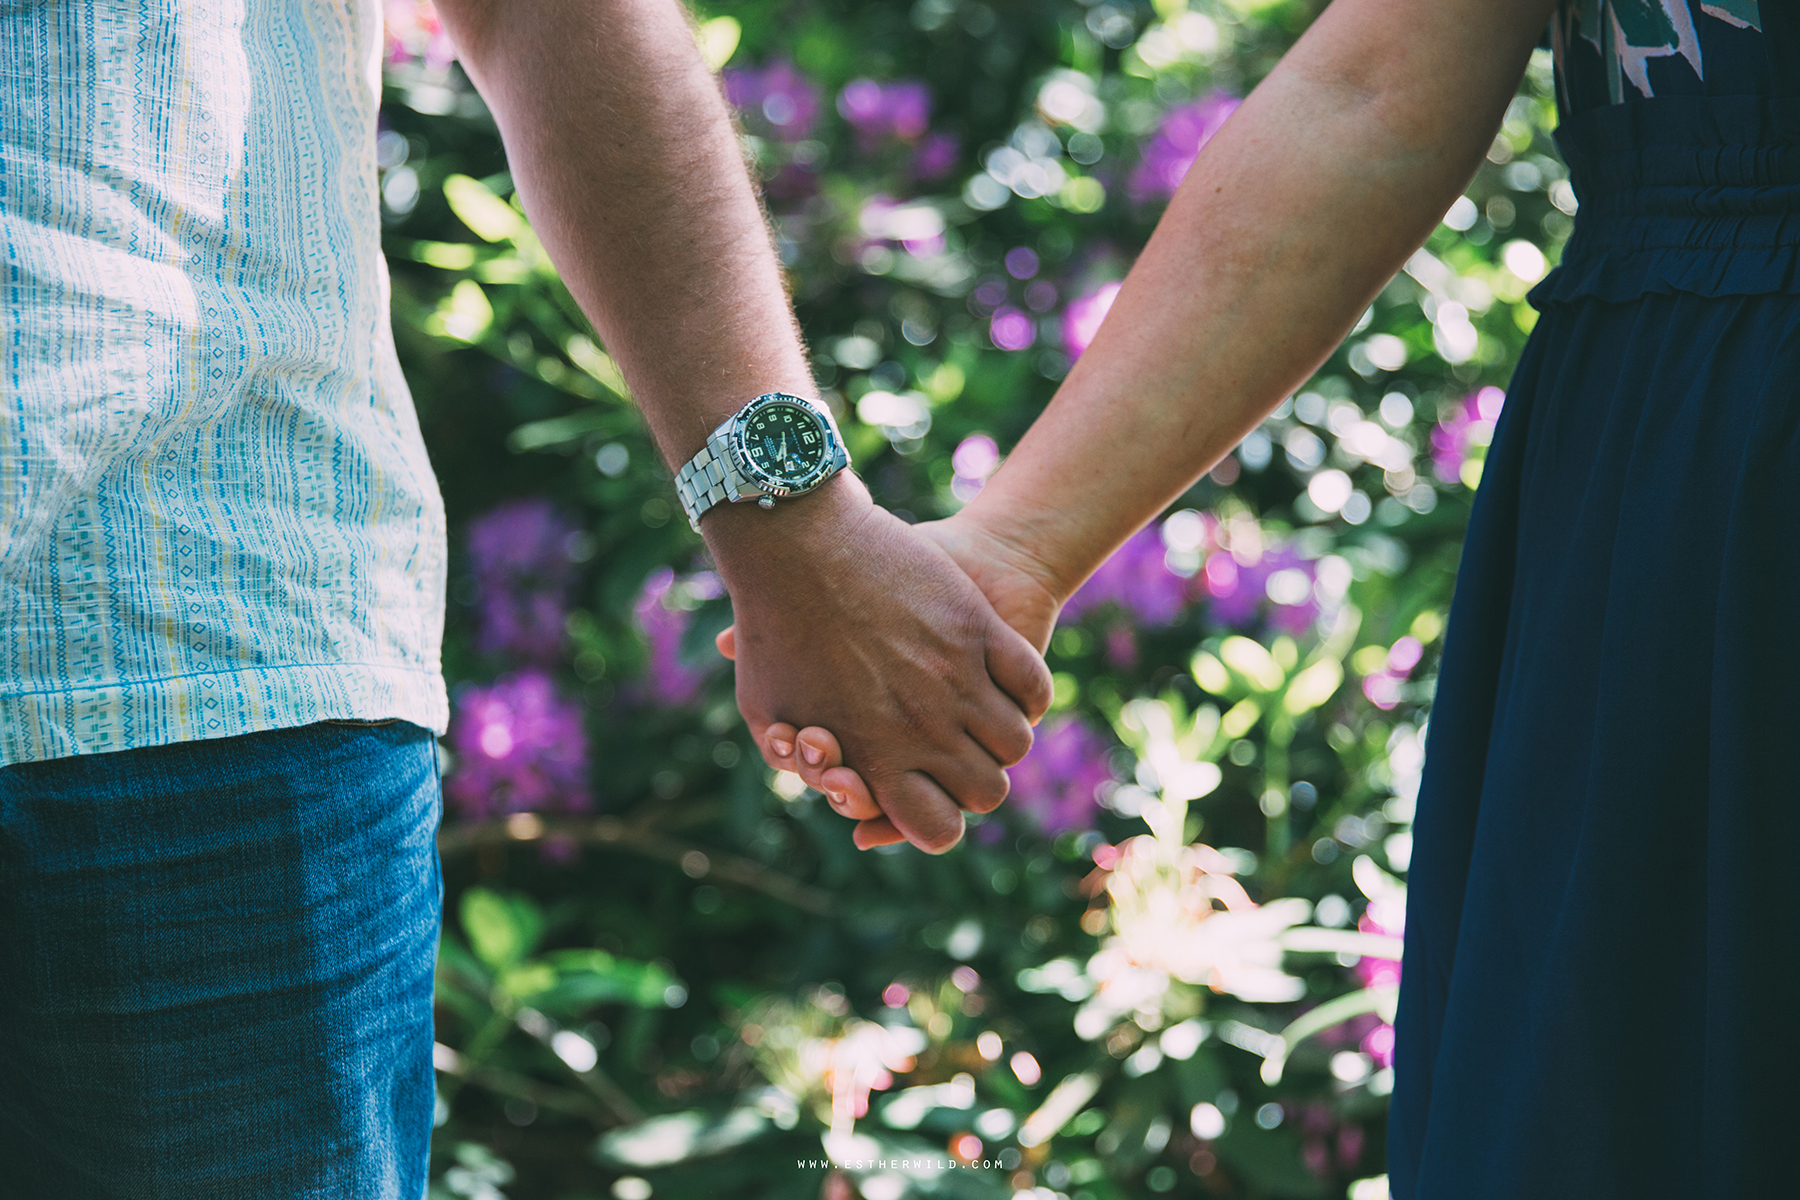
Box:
[0,661,451,767]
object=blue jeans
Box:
[0,720,442,1199]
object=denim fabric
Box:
[0,721,443,1199]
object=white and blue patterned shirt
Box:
[0,0,448,765]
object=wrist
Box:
[948,501,1078,608]
[699,470,874,585]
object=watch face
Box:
[742,401,830,486]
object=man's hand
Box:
[909,513,1063,655]
[435,0,1055,853]
[719,505,1066,848]
[710,480,1052,853]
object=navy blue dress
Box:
[1390,4,1800,1196]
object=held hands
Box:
[707,482,1054,853]
[717,507,1065,850]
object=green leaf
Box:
[461,888,544,970]
[403,239,478,270]
[1219,636,1286,692]
[507,409,612,453]
[1610,0,1678,48]
[696,16,741,70]
[1701,0,1759,30]
[499,962,557,1000]
[425,279,492,343]
[1259,985,1400,1085]
[596,1108,771,1168]
[1214,1119,1328,1198]
[1282,658,1343,714]
[1191,650,1233,695]
[443,174,525,243]
[546,948,679,1008]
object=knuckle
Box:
[959,769,1010,814]
[994,721,1034,767]
[891,690,933,734]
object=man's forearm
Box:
[964,0,1559,601]
[436,0,865,540]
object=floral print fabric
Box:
[1554,0,1773,110]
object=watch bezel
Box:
[727,393,844,497]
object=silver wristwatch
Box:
[674,392,851,530]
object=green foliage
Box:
[384,1,1570,1197]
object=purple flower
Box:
[1062,526,1189,628]
[445,670,591,822]
[1105,624,1139,670]
[1007,716,1115,834]
[989,306,1036,352]
[467,499,580,664]
[1061,281,1121,360]
[628,567,720,708]
[837,79,931,147]
[1431,386,1504,484]
[1004,247,1040,280]
[1203,543,1319,635]
[1127,91,1241,205]
[764,162,820,204]
[911,131,961,181]
[724,60,821,142]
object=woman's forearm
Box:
[963,0,1559,602]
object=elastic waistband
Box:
[1533,95,1800,305]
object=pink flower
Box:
[952,434,1000,480]
[1362,635,1426,710]
[384,0,455,69]
[1004,247,1040,279]
[1431,386,1504,483]
[1354,907,1403,994]
[1127,92,1241,204]
[1061,281,1121,359]
[1361,1021,1396,1069]
[951,433,1001,503]
[989,306,1036,352]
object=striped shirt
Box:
[0,1,448,765]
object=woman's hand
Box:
[752,723,899,847]
[911,512,1064,656]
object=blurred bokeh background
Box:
[380,1,1569,1196]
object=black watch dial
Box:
[743,402,829,485]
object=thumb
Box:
[715,625,737,660]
